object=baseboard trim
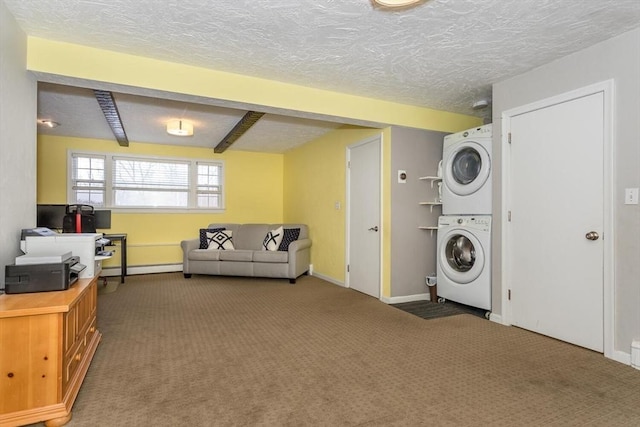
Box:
[488,313,503,324]
[610,349,631,367]
[380,293,430,305]
[101,264,182,277]
[311,272,345,287]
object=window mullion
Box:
[189,160,196,209]
[105,155,113,207]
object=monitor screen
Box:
[94,210,112,229]
[36,204,67,230]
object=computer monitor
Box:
[94,210,112,229]
[36,204,67,230]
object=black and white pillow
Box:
[278,228,301,251]
[205,230,234,250]
[199,227,225,249]
[262,226,284,251]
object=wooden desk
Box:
[103,233,127,283]
[0,277,101,427]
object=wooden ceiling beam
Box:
[214,111,264,153]
[94,90,129,146]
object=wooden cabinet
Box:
[0,277,101,427]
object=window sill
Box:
[106,207,226,214]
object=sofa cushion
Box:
[199,227,225,249]
[189,249,221,261]
[206,230,235,250]
[233,224,269,250]
[262,226,283,251]
[253,250,289,263]
[278,228,301,251]
[219,249,254,262]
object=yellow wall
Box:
[283,126,386,284]
[27,37,480,133]
[37,135,283,267]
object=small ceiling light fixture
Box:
[38,119,60,128]
[167,119,194,136]
[372,0,426,8]
[472,99,490,110]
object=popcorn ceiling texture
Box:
[6,0,640,130]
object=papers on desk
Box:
[15,251,73,265]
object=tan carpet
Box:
[38,273,640,426]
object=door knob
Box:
[368,226,379,232]
[585,231,599,241]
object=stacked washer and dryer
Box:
[436,124,492,312]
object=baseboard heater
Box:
[101,263,182,277]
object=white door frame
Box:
[345,135,384,299]
[501,80,615,359]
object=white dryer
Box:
[442,124,492,215]
[436,215,491,310]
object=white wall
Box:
[0,0,37,286]
[492,28,640,356]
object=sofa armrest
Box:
[181,238,200,252]
[288,238,311,253]
[287,238,312,279]
[181,238,200,273]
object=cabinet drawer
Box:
[63,315,96,392]
[63,339,85,391]
[84,316,97,344]
[63,302,79,353]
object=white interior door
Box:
[347,137,381,298]
[506,92,604,352]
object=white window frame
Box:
[69,152,107,207]
[67,150,225,213]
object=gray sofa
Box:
[180,223,311,283]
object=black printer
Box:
[4,255,86,294]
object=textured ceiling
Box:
[6,0,640,152]
[36,83,342,152]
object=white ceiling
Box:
[6,0,640,152]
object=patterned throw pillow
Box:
[278,228,300,251]
[262,226,284,251]
[199,228,225,249]
[205,230,234,250]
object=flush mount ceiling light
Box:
[372,0,425,8]
[167,119,194,136]
[472,99,490,110]
[38,119,60,128]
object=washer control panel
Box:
[438,215,491,231]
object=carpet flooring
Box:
[28,273,640,426]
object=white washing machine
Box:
[436,215,491,310]
[442,124,492,215]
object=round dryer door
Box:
[444,141,491,196]
[438,229,485,284]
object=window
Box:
[196,162,222,208]
[68,151,224,210]
[113,157,190,207]
[70,154,106,207]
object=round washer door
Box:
[443,141,491,196]
[438,228,485,284]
